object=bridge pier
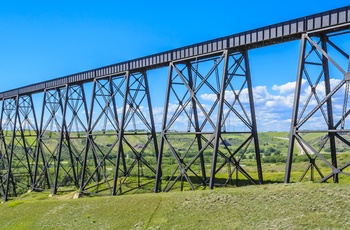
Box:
[0,97,18,201]
[285,29,350,183]
[155,49,262,192]
[32,85,87,194]
[0,95,39,200]
[112,71,159,195]
[209,49,262,188]
[1,6,350,201]
[79,72,159,196]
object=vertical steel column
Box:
[244,50,263,184]
[80,80,96,194]
[53,87,67,194]
[0,98,16,199]
[36,88,62,191]
[154,64,173,192]
[33,90,51,190]
[28,94,40,190]
[144,70,160,191]
[144,71,160,164]
[285,34,307,183]
[41,88,64,191]
[209,50,230,189]
[110,75,126,180]
[321,35,338,183]
[186,62,207,185]
[0,98,4,198]
[113,72,130,195]
[4,97,19,200]
[77,84,90,193]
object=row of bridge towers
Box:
[1,8,350,201]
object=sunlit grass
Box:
[1,182,350,229]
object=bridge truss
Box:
[1,6,350,200]
[285,28,350,183]
[154,50,262,192]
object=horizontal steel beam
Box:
[1,6,350,99]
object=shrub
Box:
[261,155,286,163]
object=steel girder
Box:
[80,71,159,196]
[285,30,350,183]
[155,50,262,192]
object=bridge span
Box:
[0,6,350,200]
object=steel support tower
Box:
[154,49,262,192]
[0,96,38,200]
[285,28,350,183]
[79,72,159,196]
[1,6,350,201]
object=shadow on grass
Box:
[160,175,285,191]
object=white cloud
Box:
[273,81,296,94]
[195,78,347,131]
[200,93,218,102]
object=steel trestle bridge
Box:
[1,6,350,201]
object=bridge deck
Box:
[1,6,350,99]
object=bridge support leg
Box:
[52,85,88,194]
[245,49,263,184]
[80,71,158,196]
[210,49,262,188]
[285,34,307,183]
[0,99,5,199]
[112,71,159,195]
[285,30,350,183]
[0,95,39,200]
[33,90,50,191]
[0,97,18,201]
[33,86,86,194]
[13,95,38,195]
[80,76,122,195]
[156,49,262,192]
[154,64,173,193]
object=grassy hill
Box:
[2,131,350,229]
[1,182,350,229]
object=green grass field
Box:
[1,131,350,229]
[1,182,350,229]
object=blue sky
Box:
[1,1,350,131]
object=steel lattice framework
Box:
[155,50,262,192]
[1,6,350,201]
[285,29,350,183]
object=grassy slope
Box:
[1,183,350,230]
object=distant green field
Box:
[1,131,350,229]
[2,131,350,198]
